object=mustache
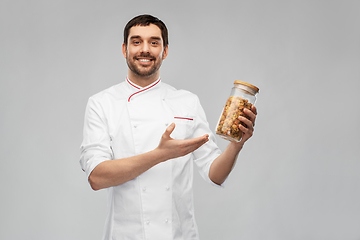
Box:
[134,53,155,59]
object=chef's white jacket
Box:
[80,78,222,240]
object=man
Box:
[80,14,257,240]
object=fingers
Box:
[237,106,257,142]
[159,123,209,159]
[163,123,176,138]
[179,134,209,155]
[251,105,257,115]
[187,134,209,147]
[243,107,257,127]
[164,123,208,146]
[238,116,254,132]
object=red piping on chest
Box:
[127,79,161,102]
[174,117,194,121]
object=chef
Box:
[80,14,257,240]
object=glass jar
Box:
[216,80,259,142]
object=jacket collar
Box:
[126,77,162,102]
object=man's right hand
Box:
[89,123,209,190]
[155,123,209,161]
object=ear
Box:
[162,46,169,60]
[122,43,127,59]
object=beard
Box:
[126,52,163,78]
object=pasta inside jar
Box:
[216,96,252,142]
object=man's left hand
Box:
[237,105,257,145]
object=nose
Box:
[140,42,150,53]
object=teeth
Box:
[139,59,150,62]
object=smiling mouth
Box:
[138,58,152,62]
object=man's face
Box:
[122,24,168,79]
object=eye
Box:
[151,41,159,46]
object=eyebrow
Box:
[129,35,162,41]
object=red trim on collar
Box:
[126,77,141,90]
[128,78,161,102]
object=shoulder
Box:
[161,82,202,116]
[89,82,127,104]
[162,82,199,102]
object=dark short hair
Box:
[123,14,169,48]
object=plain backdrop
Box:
[1,0,359,240]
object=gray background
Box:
[1,0,359,239]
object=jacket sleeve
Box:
[191,95,224,187]
[80,97,113,180]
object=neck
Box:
[127,71,160,88]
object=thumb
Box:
[164,123,176,137]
